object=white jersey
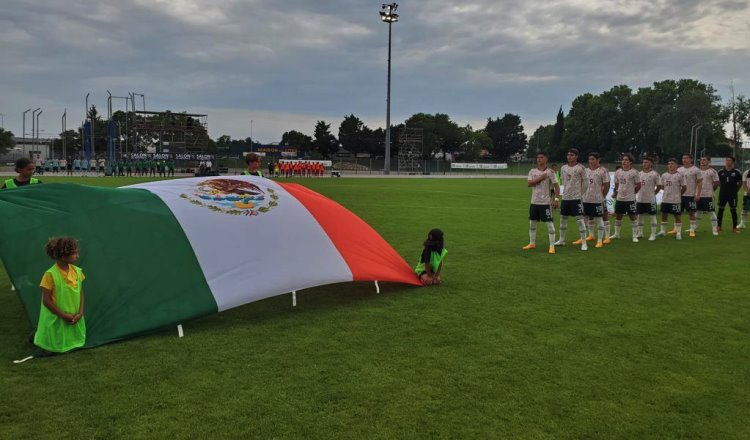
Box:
[677,166,701,197]
[661,172,685,204]
[637,170,661,204]
[561,163,587,200]
[699,167,719,198]
[527,167,557,205]
[615,168,639,201]
[743,170,750,195]
[583,166,609,204]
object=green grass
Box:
[2,176,748,439]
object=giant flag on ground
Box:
[0,177,420,348]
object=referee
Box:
[717,156,743,232]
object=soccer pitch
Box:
[1,176,748,439]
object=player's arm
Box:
[612,178,619,197]
[73,288,85,323]
[527,173,546,187]
[680,184,687,195]
[694,176,702,201]
[634,176,641,194]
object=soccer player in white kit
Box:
[658,158,686,239]
[612,153,642,242]
[582,152,609,248]
[740,169,750,228]
[555,148,588,251]
[697,155,720,235]
[523,152,560,254]
[637,157,662,241]
[675,153,702,237]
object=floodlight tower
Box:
[380,3,399,175]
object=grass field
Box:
[1,176,748,439]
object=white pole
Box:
[177,324,184,338]
[375,280,380,294]
[292,291,297,307]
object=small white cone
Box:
[177,324,184,338]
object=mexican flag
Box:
[0,177,420,348]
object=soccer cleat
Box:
[548,246,556,254]
[655,231,665,237]
[689,231,696,238]
[610,233,620,239]
[666,229,677,235]
[585,235,594,242]
[603,238,611,244]
[738,223,746,229]
[676,233,682,240]
[581,243,588,251]
[712,228,718,236]
[572,239,583,245]
[522,244,536,250]
[733,228,741,233]
[632,237,639,243]
[553,240,566,246]
[595,241,604,248]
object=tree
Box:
[734,95,750,145]
[280,130,313,156]
[528,124,555,158]
[0,128,15,155]
[458,125,491,161]
[338,114,367,155]
[403,113,465,158]
[484,114,527,160]
[312,121,338,158]
[51,130,82,156]
[550,107,565,151]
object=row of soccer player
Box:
[524,149,749,253]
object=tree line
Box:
[2,78,750,163]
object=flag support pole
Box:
[375,281,380,294]
[177,324,184,338]
[292,291,297,307]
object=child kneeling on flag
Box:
[415,229,447,286]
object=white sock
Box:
[596,217,604,242]
[529,220,537,245]
[690,219,697,232]
[546,222,556,246]
[603,220,611,239]
[576,216,587,241]
[741,211,747,225]
[559,216,568,241]
[710,212,718,230]
[676,222,682,234]
[632,222,639,239]
[661,221,668,233]
[650,215,657,236]
[587,218,594,237]
[615,220,622,235]
[637,215,644,233]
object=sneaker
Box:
[581,243,588,251]
[655,231,665,237]
[648,235,656,241]
[548,246,556,254]
[595,241,604,248]
[522,244,536,250]
[676,233,682,240]
[689,231,696,238]
[666,229,677,235]
[553,240,566,246]
[572,239,583,245]
[585,235,595,242]
[603,238,611,245]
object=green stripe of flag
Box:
[0,183,217,348]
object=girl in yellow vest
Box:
[34,237,86,355]
[415,229,447,286]
[1,157,41,189]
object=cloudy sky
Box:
[1,0,749,143]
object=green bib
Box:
[3,178,39,189]
[415,248,448,275]
[242,170,263,177]
[34,264,86,352]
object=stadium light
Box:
[380,3,399,175]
